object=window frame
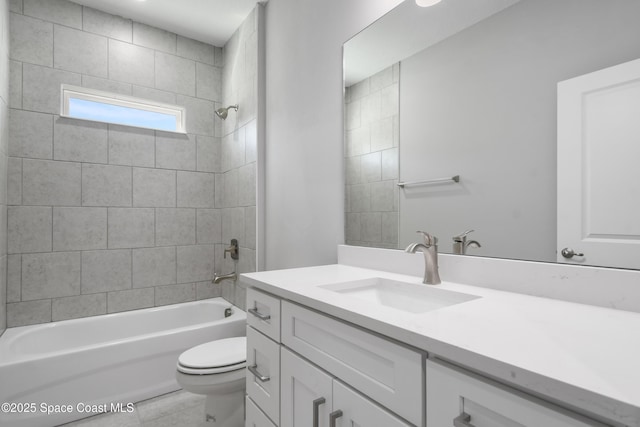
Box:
[60,84,187,134]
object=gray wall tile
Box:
[7,299,51,327]
[196,209,221,244]
[156,132,195,170]
[381,148,398,180]
[177,171,214,208]
[346,213,362,242]
[361,151,381,183]
[196,281,221,300]
[132,85,176,104]
[7,157,22,205]
[82,7,132,43]
[22,159,81,206]
[52,293,107,321]
[177,245,215,283]
[9,0,23,13]
[221,169,237,208]
[22,251,80,300]
[238,163,256,206]
[108,288,154,313]
[156,208,195,246]
[108,125,155,167]
[9,60,22,108]
[196,135,220,173]
[196,63,220,101]
[82,249,132,293]
[221,207,245,244]
[53,207,107,251]
[245,120,257,164]
[221,129,245,172]
[108,39,154,87]
[23,0,82,29]
[370,180,395,212]
[54,25,107,77]
[82,75,132,96]
[108,208,154,249]
[244,206,256,250]
[8,206,52,253]
[9,109,53,159]
[7,254,21,303]
[156,52,195,96]
[133,22,176,54]
[132,246,176,288]
[361,212,382,243]
[132,167,175,207]
[54,117,108,163]
[177,36,215,65]
[155,283,195,306]
[22,63,81,113]
[176,95,214,136]
[82,164,132,207]
[9,13,53,66]
[381,212,398,244]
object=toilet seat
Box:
[177,336,246,375]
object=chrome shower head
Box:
[215,104,239,120]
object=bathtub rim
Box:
[0,297,245,365]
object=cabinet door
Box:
[281,348,333,427]
[426,360,607,427]
[246,397,277,427]
[332,381,413,427]
[247,326,281,425]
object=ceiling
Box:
[70,0,266,46]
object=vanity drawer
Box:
[246,326,280,425]
[281,301,424,426]
[426,360,609,427]
[246,288,281,342]
[246,396,277,427]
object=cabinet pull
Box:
[248,307,271,321]
[453,412,476,427]
[312,397,325,427]
[329,410,343,427]
[247,364,270,382]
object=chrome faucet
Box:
[452,229,481,255]
[405,231,441,285]
[212,272,237,284]
[212,239,239,284]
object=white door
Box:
[557,57,640,268]
[280,348,333,427]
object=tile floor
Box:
[60,390,208,427]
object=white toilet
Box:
[176,336,247,427]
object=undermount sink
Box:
[320,277,480,314]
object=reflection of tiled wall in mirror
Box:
[345,63,399,249]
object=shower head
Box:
[215,104,239,120]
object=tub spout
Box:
[212,272,237,284]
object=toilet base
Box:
[203,389,245,427]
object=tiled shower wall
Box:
[345,64,399,249]
[215,7,259,310]
[6,0,257,327]
[0,0,9,336]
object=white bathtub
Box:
[0,298,246,427]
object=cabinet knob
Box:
[312,397,326,427]
[329,410,343,427]
[453,412,476,427]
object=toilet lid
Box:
[178,337,246,369]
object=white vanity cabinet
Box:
[426,360,609,427]
[246,288,282,426]
[281,348,412,427]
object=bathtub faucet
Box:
[212,272,237,284]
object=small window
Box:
[61,85,186,133]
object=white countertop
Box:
[241,264,640,427]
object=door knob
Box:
[561,248,584,259]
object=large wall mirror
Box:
[344,0,640,269]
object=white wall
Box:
[264,0,402,269]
